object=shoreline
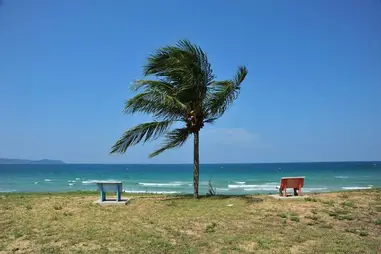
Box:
[2,188,380,197]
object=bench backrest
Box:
[96,182,122,193]
[280,177,304,188]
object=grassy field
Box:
[0,189,380,253]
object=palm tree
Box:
[110,40,248,198]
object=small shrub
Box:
[305,215,319,221]
[25,204,32,210]
[305,197,318,202]
[375,206,381,212]
[63,211,72,216]
[205,222,217,233]
[336,214,354,221]
[278,213,287,218]
[359,231,369,237]
[328,209,350,218]
[290,216,300,222]
[375,219,381,225]
[166,201,176,207]
[257,238,270,249]
[321,200,335,206]
[345,228,357,234]
[342,201,355,207]
[321,223,333,229]
[53,204,62,210]
[311,209,318,214]
[328,211,338,217]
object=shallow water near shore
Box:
[0,162,380,194]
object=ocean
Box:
[0,162,380,195]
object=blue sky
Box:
[0,0,380,163]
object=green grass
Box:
[342,201,356,207]
[320,199,335,206]
[305,214,319,221]
[0,189,381,253]
[290,216,300,222]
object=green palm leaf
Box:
[110,121,173,154]
[149,128,191,158]
[206,66,248,118]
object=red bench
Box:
[278,177,305,197]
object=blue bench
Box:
[95,181,123,202]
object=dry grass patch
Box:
[0,190,380,253]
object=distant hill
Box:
[0,158,66,164]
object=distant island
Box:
[0,158,66,164]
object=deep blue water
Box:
[0,162,380,194]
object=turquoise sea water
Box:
[0,162,380,195]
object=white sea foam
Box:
[216,188,230,192]
[235,181,246,184]
[44,179,51,182]
[68,183,74,186]
[0,189,16,193]
[138,182,189,187]
[82,179,118,184]
[75,178,81,180]
[228,184,277,189]
[34,182,39,184]
[335,176,349,179]
[82,180,98,184]
[123,190,180,194]
[342,186,372,190]
[68,180,76,183]
[303,187,328,192]
[244,187,275,191]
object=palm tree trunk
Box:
[193,131,200,198]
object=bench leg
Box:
[116,189,121,201]
[284,188,287,197]
[100,190,106,202]
[298,186,302,196]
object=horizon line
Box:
[52,160,381,165]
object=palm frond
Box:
[143,40,214,105]
[149,128,191,158]
[205,66,248,118]
[110,121,173,154]
[124,85,188,120]
[203,118,217,124]
[131,79,175,93]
